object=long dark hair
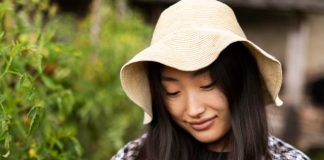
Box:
[137,42,271,160]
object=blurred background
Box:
[0,0,323,159]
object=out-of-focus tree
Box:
[0,0,151,159]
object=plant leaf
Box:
[1,150,10,158]
[27,106,43,135]
[0,94,5,104]
[70,137,83,156]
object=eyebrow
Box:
[161,68,209,82]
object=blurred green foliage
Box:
[307,147,324,160]
[0,0,151,159]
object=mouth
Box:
[189,116,216,131]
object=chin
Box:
[191,131,223,143]
[195,137,218,143]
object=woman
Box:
[113,0,310,159]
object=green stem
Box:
[7,70,22,77]
[14,118,28,139]
[0,55,13,80]
[0,103,6,118]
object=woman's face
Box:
[161,66,231,151]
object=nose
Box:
[186,93,205,118]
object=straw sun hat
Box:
[120,0,283,124]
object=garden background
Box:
[1,0,324,159]
[0,0,149,159]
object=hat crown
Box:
[151,0,246,44]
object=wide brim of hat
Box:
[120,27,283,124]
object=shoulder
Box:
[111,133,147,160]
[268,135,310,160]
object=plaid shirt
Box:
[111,134,310,160]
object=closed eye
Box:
[200,81,215,90]
[165,91,180,96]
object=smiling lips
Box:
[189,116,216,131]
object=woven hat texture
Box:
[120,0,283,124]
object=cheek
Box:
[165,99,185,118]
[203,89,228,109]
[222,110,231,128]
[217,99,231,130]
[205,89,231,123]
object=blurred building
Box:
[130,0,324,152]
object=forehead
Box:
[161,65,210,78]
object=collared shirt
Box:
[111,133,310,160]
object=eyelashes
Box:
[164,81,216,97]
[200,81,216,90]
[165,91,180,96]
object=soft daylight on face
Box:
[161,66,231,151]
